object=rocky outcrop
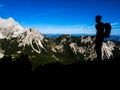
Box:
[0,17,45,54]
[50,35,116,61]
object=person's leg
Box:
[96,40,103,62]
[96,48,102,61]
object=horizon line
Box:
[42,33,120,36]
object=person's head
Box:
[95,15,102,23]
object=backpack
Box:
[104,23,111,38]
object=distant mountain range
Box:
[0,17,120,69]
[44,34,120,42]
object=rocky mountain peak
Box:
[0,17,24,39]
[0,17,45,54]
[18,28,45,53]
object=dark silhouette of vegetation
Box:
[11,53,32,73]
[0,53,119,84]
[0,54,32,83]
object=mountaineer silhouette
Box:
[95,15,112,61]
[95,15,104,61]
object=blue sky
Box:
[0,0,120,35]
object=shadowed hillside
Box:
[0,53,120,84]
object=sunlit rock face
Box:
[0,17,24,39]
[0,17,45,56]
[18,28,45,53]
[102,41,115,60]
[76,36,115,60]
[50,35,116,61]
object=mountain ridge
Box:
[0,17,120,69]
[0,17,45,54]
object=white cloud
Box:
[0,4,8,13]
[29,22,120,35]
[111,22,119,26]
[31,24,96,34]
[23,22,120,35]
[111,22,120,28]
[110,22,120,35]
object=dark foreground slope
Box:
[0,54,119,85]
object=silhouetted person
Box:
[95,15,104,61]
